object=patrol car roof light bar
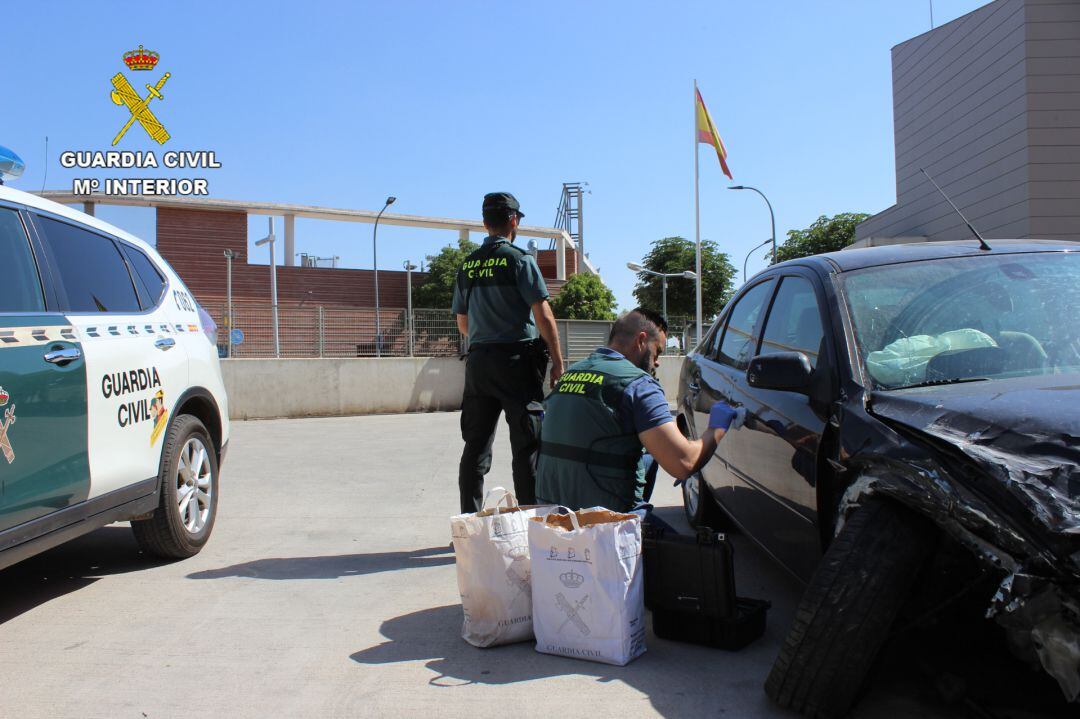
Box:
[0,145,26,185]
[373,196,396,358]
[626,262,698,325]
[254,218,280,358]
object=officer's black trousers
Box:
[458,343,546,514]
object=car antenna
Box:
[920,168,992,251]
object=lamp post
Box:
[403,260,417,357]
[223,249,235,358]
[254,218,280,358]
[729,185,777,261]
[626,262,697,325]
[372,196,396,357]
[742,238,773,284]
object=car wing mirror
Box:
[746,352,814,394]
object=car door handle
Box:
[155,338,176,351]
[44,347,82,366]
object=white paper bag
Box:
[528,508,646,666]
[450,488,555,648]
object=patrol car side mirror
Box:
[746,352,813,394]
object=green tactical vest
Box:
[535,350,649,512]
[457,238,539,345]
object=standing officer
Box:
[452,192,564,514]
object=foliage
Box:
[549,272,618,320]
[631,236,736,319]
[771,212,870,264]
[412,236,479,309]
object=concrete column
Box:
[284,214,296,267]
[556,234,567,280]
[459,228,469,245]
[83,202,95,217]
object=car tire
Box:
[764,498,936,719]
[681,471,726,530]
[132,414,219,559]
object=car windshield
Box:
[841,251,1080,390]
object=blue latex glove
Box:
[709,401,738,431]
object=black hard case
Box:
[642,526,769,650]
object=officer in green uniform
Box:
[536,307,736,515]
[452,192,565,514]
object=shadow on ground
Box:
[0,526,167,625]
[187,546,455,581]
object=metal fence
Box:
[206,303,692,360]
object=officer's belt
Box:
[539,441,639,471]
[470,340,536,352]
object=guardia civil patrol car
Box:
[0,147,228,571]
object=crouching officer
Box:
[535,307,736,516]
[452,192,565,514]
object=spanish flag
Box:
[695,88,732,180]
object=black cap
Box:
[482,192,524,219]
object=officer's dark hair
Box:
[483,211,516,237]
[608,307,668,344]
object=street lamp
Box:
[372,196,396,358]
[729,185,777,261]
[626,262,697,324]
[743,238,773,284]
[254,218,280,358]
[403,260,417,357]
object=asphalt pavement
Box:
[0,413,1064,718]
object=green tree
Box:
[549,272,618,320]
[412,236,479,309]
[772,212,870,264]
[632,236,736,319]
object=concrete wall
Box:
[221,355,688,419]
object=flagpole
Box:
[693,79,703,349]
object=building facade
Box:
[855,0,1080,246]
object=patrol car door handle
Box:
[155,338,176,351]
[43,347,82,366]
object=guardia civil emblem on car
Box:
[0,386,15,465]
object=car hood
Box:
[868,374,1080,537]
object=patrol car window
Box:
[717,279,774,369]
[0,209,45,313]
[121,244,167,308]
[759,276,825,369]
[36,216,141,313]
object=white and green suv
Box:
[0,161,228,570]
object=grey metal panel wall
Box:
[1025,0,1080,239]
[858,0,1032,242]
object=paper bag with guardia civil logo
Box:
[450,488,556,647]
[528,508,646,666]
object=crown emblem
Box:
[0,387,7,406]
[123,45,159,71]
[559,570,584,589]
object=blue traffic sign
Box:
[230,328,245,345]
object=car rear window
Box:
[0,208,45,313]
[36,216,141,314]
[121,243,167,308]
[717,279,774,369]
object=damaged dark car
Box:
[677,240,1080,718]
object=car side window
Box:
[121,243,167,309]
[36,216,141,313]
[759,276,826,369]
[717,279,775,369]
[0,209,46,313]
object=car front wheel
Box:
[764,497,937,718]
[681,471,725,529]
[132,414,219,559]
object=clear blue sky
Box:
[5,0,988,312]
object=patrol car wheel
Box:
[132,414,219,559]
